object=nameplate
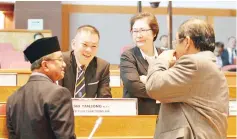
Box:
[72,98,137,116]
[0,73,17,86]
[229,100,237,116]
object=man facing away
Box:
[144,18,229,139]
[6,36,76,139]
[59,25,112,98]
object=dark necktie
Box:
[74,66,86,98]
[231,49,236,64]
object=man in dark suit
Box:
[6,37,76,139]
[59,25,112,98]
[214,42,229,67]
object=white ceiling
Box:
[1,1,236,9]
[61,1,237,9]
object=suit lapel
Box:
[69,52,77,92]
[85,58,97,95]
[134,46,149,72]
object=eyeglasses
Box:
[131,29,152,35]
[45,58,64,64]
[172,38,185,46]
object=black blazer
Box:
[59,51,112,98]
[6,75,75,139]
[221,49,230,66]
[120,46,160,115]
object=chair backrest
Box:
[0,43,14,52]
[0,50,30,69]
[0,103,6,115]
[221,65,236,72]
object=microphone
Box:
[88,117,103,139]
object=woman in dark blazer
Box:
[120,12,160,115]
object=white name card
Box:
[110,76,121,87]
[28,19,43,30]
[229,100,237,116]
[0,73,17,86]
[72,98,137,116]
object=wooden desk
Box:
[0,85,235,102]
[0,70,235,87]
[225,72,236,86]
[0,115,236,139]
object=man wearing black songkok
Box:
[6,36,76,139]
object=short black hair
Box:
[77,25,100,39]
[215,42,224,48]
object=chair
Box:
[0,103,6,115]
[221,65,236,72]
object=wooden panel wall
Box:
[0,3,14,29]
[61,4,236,51]
[14,1,62,45]
[4,12,14,29]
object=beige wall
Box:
[14,1,62,45]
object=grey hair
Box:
[30,53,55,71]
[178,18,215,52]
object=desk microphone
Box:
[88,117,103,139]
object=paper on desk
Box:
[110,76,121,87]
[229,100,237,116]
[0,73,17,86]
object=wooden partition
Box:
[0,70,236,138]
[0,69,236,99]
[0,115,236,139]
[0,69,235,86]
[0,69,235,101]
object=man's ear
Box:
[41,61,49,72]
[185,36,191,51]
[71,39,76,50]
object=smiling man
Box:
[59,25,112,98]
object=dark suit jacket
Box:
[120,46,160,115]
[6,75,75,139]
[59,51,112,98]
[221,49,230,66]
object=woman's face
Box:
[131,18,155,48]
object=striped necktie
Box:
[74,66,86,98]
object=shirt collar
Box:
[139,46,158,60]
[31,72,54,83]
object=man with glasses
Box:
[59,25,112,98]
[144,18,228,139]
[6,36,76,139]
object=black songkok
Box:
[24,36,60,64]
